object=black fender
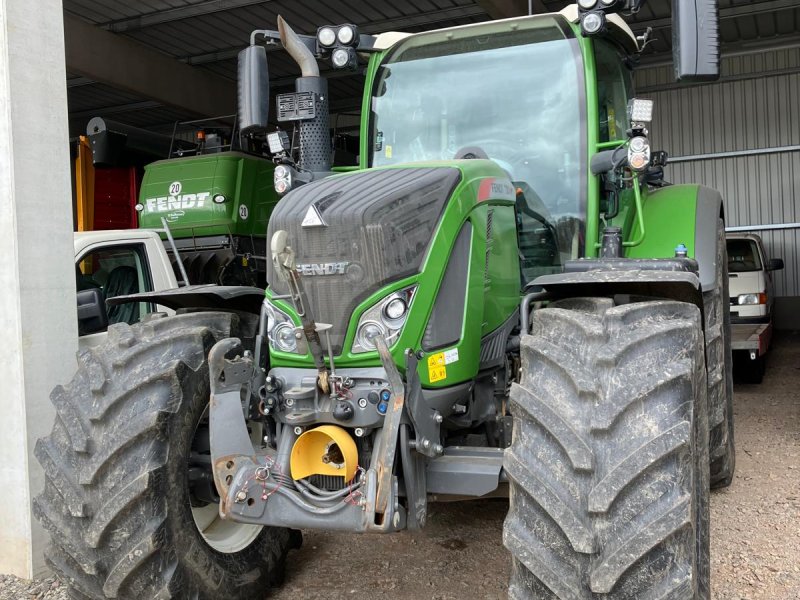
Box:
[528,258,703,308]
[106,284,265,315]
[694,186,725,292]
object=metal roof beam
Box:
[475,0,547,19]
[182,5,489,66]
[69,100,162,120]
[64,14,235,118]
[66,76,94,88]
[100,0,273,33]
[632,0,800,32]
[639,32,800,68]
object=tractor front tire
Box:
[706,218,735,488]
[504,298,710,599]
[33,312,296,599]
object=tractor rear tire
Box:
[504,298,710,599]
[33,312,296,600]
[706,219,735,489]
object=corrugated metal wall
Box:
[636,47,800,298]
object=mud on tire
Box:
[33,311,296,599]
[504,298,710,599]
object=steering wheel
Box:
[453,146,490,160]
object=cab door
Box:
[75,242,155,349]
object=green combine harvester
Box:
[137,148,277,286]
[87,117,280,286]
[38,1,733,599]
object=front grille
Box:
[267,167,461,353]
[308,474,347,491]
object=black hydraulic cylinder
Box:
[600,226,623,259]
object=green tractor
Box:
[37,1,733,598]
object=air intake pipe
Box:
[278,15,331,173]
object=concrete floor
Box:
[272,333,800,600]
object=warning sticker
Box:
[385,145,393,159]
[427,352,447,383]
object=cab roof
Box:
[371,6,639,54]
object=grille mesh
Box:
[267,167,461,353]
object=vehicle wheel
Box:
[33,311,298,599]
[706,218,735,488]
[504,298,710,599]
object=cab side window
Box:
[76,244,153,331]
[594,41,634,142]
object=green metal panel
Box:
[138,151,278,239]
[624,184,700,259]
[576,30,602,258]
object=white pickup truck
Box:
[75,229,178,349]
[727,232,784,383]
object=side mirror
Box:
[77,288,108,335]
[238,45,270,133]
[672,0,720,82]
[767,258,784,271]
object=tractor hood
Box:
[266,166,461,353]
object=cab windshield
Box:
[370,17,586,279]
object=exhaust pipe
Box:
[278,15,331,173]
[277,16,318,78]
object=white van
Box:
[728,233,783,322]
[727,232,783,382]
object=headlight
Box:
[352,286,416,353]
[580,11,605,34]
[737,293,766,305]
[337,25,356,45]
[331,47,353,69]
[317,26,336,47]
[384,297,407,321]
[578,0,597,8]
[356,321,385,351]
[265,301,303,354]
[627,136,651,171]
[274,165,292,195]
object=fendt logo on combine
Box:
[144,181,212,213]
[296,262,349,276]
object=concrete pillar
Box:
[0,0,79,578]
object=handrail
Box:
[159,217,190,286]
[623,178,646,247]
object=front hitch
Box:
[208,334,408,532]
[208,337,260,512]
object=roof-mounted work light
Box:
[316,24,361,70]
[577,0,627,37]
